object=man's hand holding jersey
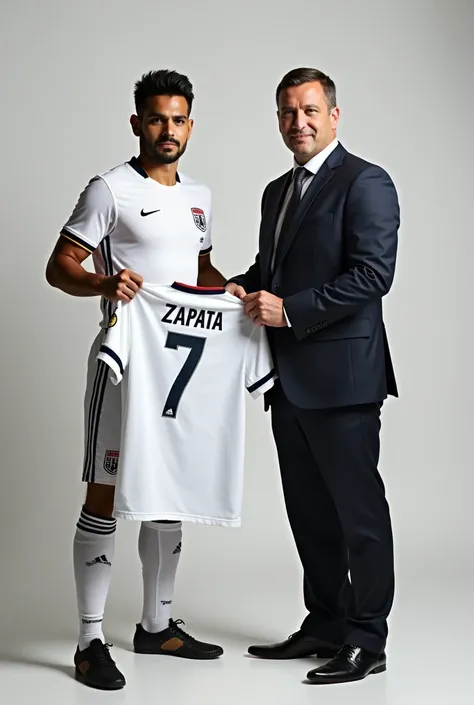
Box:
[225,283,287,328]
[100,269,143,302]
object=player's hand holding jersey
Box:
[100,269,144,302]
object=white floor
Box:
[0,575,471,705]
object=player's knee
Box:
[84,483,115,518]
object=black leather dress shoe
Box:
[248,631,340,659]
[306,644,386,684]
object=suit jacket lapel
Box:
[260,171,291,288]
[273,161,334,272]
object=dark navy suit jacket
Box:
[230,143,399,409]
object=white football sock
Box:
[139,521,182,633]
[73,506,116,651]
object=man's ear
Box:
[130,114,141,137]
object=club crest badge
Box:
[104,450,119,475]
[191,207,207,232]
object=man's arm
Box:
[225,253,262,294]
[197,253,226,287]
[283,165,399,340]
[225,184,269,296]
[46,237,143,302]
[46,237,106,297]
[47,176,142,302]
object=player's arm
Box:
[197,253,226,287]
[46,237,105,297]
[46,177,142,301]
[195,188,225,287]
[46,236,143,302]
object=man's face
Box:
[131,95,193,164]
[278,81,339,164]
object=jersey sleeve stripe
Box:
[99,345,124,376]
[61,229,95,253]
[199,245,212,256]
[247,369,275,395]
[100,236,114,324]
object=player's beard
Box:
[146,137,188,165]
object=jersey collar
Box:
[128,156,181,182]
[171,282,226,296]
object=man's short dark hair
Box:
[134,70,194,115]
[276,68,337,111]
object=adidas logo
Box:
[161,600,172,605]
[165,408,174,416]
[173,542,182,555]
[85,554,111,567]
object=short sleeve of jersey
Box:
[244,325,277,399]
[199,188,212,256]
[96,302,131,384]
[61,176,116,253]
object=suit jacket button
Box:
[272,284,278,292]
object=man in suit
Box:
[225,67,399,685]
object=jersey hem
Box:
[113,510,241,527]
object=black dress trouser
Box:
[270,382,395,655]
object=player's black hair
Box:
[134,70,194,115]
[276,68,337,111]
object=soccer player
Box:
[45,69,226,690]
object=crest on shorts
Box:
[108,312,117,328]
[191,207,207,232]
[104,450,119,475]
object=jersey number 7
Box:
[162,332,206,419]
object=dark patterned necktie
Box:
[274,166,308,268]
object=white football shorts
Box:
[82,330,121,485]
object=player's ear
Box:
[187,118,194,138]
[130,114,141,137]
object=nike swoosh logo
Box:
[140,208,161,217]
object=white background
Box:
[1,1,473,703]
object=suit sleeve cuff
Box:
[283,290,320,340]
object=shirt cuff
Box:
[283,305,292,327]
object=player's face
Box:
[278,82,339,164]
[133,95,193,165]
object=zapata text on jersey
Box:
[161,304,223,331]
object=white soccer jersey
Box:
[96,282,277,526]
[62,157,212,327]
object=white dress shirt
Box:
[273,139,339,326]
